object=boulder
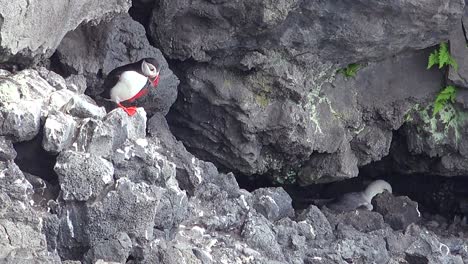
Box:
[0,161,61,263]
[0,0,131,65]
[61,94,107,119]
[150,0,463,64]
[54,150,114,201]
[0,136,16,161]
[252,187,294,221]
[85,178,163,244]
[0,100,42,142]
[42,111,77,153]
[373,192,421,230]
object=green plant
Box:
[433,85,457,117]
[427,42,458,71]
[338,63,360,78]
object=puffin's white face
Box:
[141,61,159,78]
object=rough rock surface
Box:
[149,0,464,182]
[151,0,463,64]
[0,0,131,65]
[0,59,465,264]
[1,1,468,264]
[373,192,422,230]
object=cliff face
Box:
[149,0,468,183]
[0,0,467,263]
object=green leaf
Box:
[338,63,361,78]
[432,85,457,116]
[427,51,439,69]
[433,102,445,116]
[438,42,450,69]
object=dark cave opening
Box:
[13,130,60,205]
[231,132,468,221]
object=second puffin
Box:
[100,58,161,116]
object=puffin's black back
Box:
[100,58,159,99]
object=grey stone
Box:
[0,136,16,161]
[193,183,251,231]
[148,114,223,194]
[56,13,179,115]
[23,172,59,212]
[448,19,468,89]
[296,205,333,239]
[404,225,465,264]
[66,74,87,94]
[154,188,189,232]
[333,226,390,264]
[167,63,323,176]
[252,187,294,221]
[37,67,68,90]
[386,232,416,256]
[46,89,75,113]
[351,126,393,166]
[85,178,163,244]
[54,150,114,201]
[298,140,359,185]
[0,0,131,65]
[42,111,77,153]
[0,161,33,205]
[0,69,56,102]
[397,102,468,176]
[62,94,106,119]
[241,213,285,261]
[163,8,454,181]
[0,161,61,263]
[42,214,60,253]
[323,209,387,233]
[73,118,113,156]
[151,0,463,64]
[104,108,147,141]
[0,70,10,77]
[274,218,315,250]
[83,232,132,264]
[0,220,62,263]
[56,203,91,260]
[71,108,147,158]
[0,77,21,103]
[373,192,421,230]
[138,241,201,264]
[0,100,42,142]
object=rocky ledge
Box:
[0,68,466,263]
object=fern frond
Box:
[432,85,457,116]
[438,42,450,69]
[338,63,361,78]
[427,51,439,69]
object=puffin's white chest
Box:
[110,71,148,103]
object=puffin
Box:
[100,58,161,116]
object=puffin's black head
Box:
[140,58,160,79]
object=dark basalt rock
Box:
[252,187,294,221]
[323,208,387,233]
[373,192,422,230]
[0,0,131,66]
[0,1,467,263]
[0,136,16,161]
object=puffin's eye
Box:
[150,68,155,72]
